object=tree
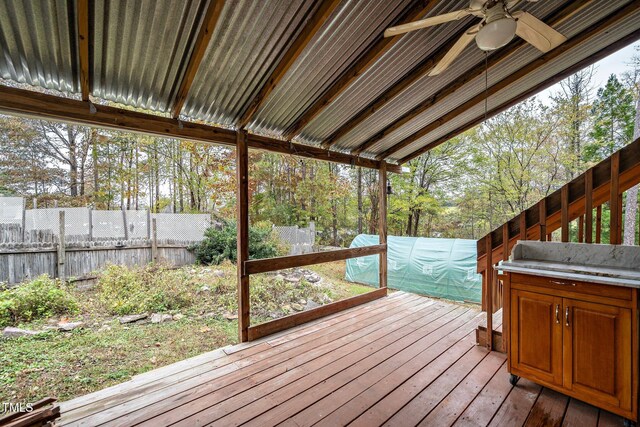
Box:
[623,46,640,245]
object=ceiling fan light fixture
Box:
[475,15,516,51]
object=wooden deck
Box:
[57,292,628,426]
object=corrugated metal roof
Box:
[248,0,412,140]
[390,4,640,162]
[182,0,316,128]
[0,0,638,163]
[0,0,78,94]
[92,0,205,112]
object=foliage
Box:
[0,275,79,327]
[190,221,284,265]
[97,264,194,315]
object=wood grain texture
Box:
[610,152,621,244]
[0,85,394,172]
[236,130,250,342]
[379,162,388,289]
[585,169,593,243]
[244,244,386,275]
[561,185,569,242]
[171,0,225,118]
[76,0,90,101]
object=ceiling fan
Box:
[384,0,567,76]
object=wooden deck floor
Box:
[57,291,627,427]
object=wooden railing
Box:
[476,135,640,350]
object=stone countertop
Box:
[496,241,640,289]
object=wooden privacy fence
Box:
[0,212,198,285]
[476,135,640,350]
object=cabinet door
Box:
[563,299,632,412]
[510,289,563,386]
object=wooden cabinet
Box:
[505,273,638,422]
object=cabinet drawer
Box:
[510,273,632,302]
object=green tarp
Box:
[345,234,482,303]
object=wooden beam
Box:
[282,0,442,140]
[76,0,90,101]
[247,288,387,341]
[244,244,386,275]
[610,151,621,244]
[539,199,547,242]
[343,0,591,155]
[379,162,388,290]
[397,4,640,163]
[502,223,509,261]
[0,85,397,172]
[171,0,225,118]
[585,168,593,243]
[519,212,527,241]
[561,184,569,242]
[596,204,602,243]
[237,0,343,128]
[236,130,250,343]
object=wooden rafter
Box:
[0,85,400,172]
[345,0,592,156]
[237,0,343,129]
[281,0,441,140]
[76,0,90,101]
[399,23,640,164]
[171,0,225,118]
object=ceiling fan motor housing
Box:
[475,2,517,51]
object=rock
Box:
[118,314,148,324]
[213,270,224,278]
[304,273,321,283]
[173,313,185,321]
[2,327,43,337]
[98,325,112,332]
[321,294,333,304]
[284,275,300,283]
[151,313,173,324]
[298,299,307,305]
[305,300,321,310]
[291,303,304,312]
[282,304,292,313]
[199,285,211,293]
[274,274,285,281]
[223,312,238,320]
[58,322,84,332]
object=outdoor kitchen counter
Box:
[496,241,640,288]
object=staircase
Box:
[476,135,640,351]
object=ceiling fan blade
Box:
[428,25,479,76]
[384,9,471,38]
[514,12,566,52]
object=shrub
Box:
[98,264,195,315]
[191,221,284,265]
[0,275,79,327]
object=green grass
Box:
[0,260,371,403]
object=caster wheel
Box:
[623,419,636,427]
[509,374,520,386]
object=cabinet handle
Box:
[555,304,560,324]
[551,280,576,286]
[565,306,570,326]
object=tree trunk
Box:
[68,127,78,197]
[357,167,363,234]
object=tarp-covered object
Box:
[345,235,482,303]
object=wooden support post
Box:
[578,215,584,243]
[236,130,250,342]
[151,218,158,262]
[379,163,388,290]
[610,152,621,244]
[147,209,152,239]
[596,205,602,243]
[21,198,26,243]
[503,223,509,261]
[485,234,493,351]
[539,199,547,242]
[585,169,593,243]
[122,206,129,240]
[58,211,66,281]
[519,212,526,241]
[561,185,569,242]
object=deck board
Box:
[57,292,627,427]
